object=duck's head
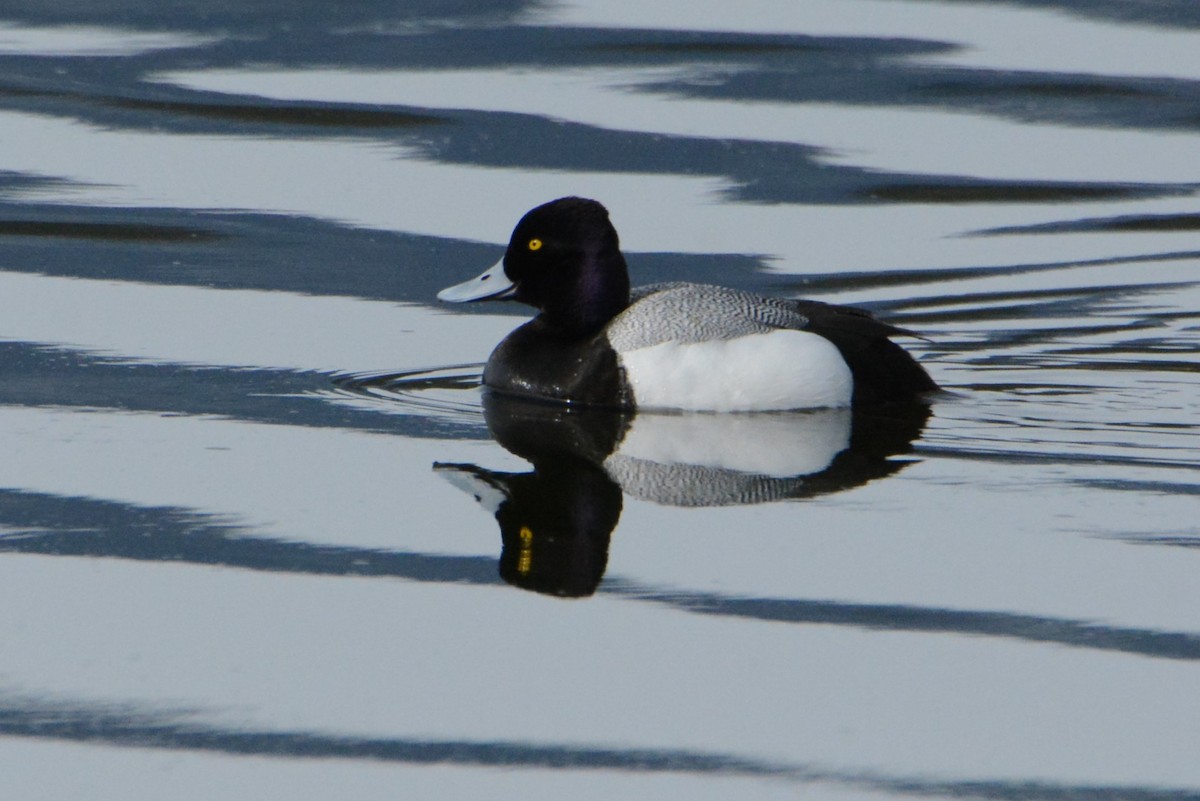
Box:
[438,197,631,336]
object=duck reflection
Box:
[435,394,929,597]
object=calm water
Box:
[2,1,1199,799]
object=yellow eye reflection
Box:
[517,526,534,575]
[528,238,543,251]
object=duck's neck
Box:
[544,245,630,338]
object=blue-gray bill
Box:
[437,258,516,302]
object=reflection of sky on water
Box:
[0,270,515,371]
[5,0,1199,281]
[153,65,1200,184]
[4,532,1200,788]
[2,106,1196,276]
[539,0,1200,80]
[2,1,1199,797]
[0,22,215,56]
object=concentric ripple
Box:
[327,364,487,428]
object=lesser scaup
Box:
[438,197,938,411]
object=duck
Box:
[437,197,938,411]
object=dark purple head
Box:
[500,197,631,336]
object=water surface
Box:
[1,1,1198,799]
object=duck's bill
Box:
[433,462,508,514]
[437,258,517,303]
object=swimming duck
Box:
[438,197,937,411]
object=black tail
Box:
[793,300,939,406]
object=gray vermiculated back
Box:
[607,283,810,351]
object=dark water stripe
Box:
[1,695,1197,799]
[3,487,1197,663]
[0,205,770,304]
[0,342,487,439]
[911,443,1199,474]
[980,212,1200,235]
[108,96,446,127]
[0,489,500,587]
[0,219,224,242]
[772,253,1200,299]
[601,580,1200,662]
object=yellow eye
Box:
[528,238,543,251]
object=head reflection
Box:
[436,393,930,597]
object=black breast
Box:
[482,318,634,408]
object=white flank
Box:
[619,330,853,412]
